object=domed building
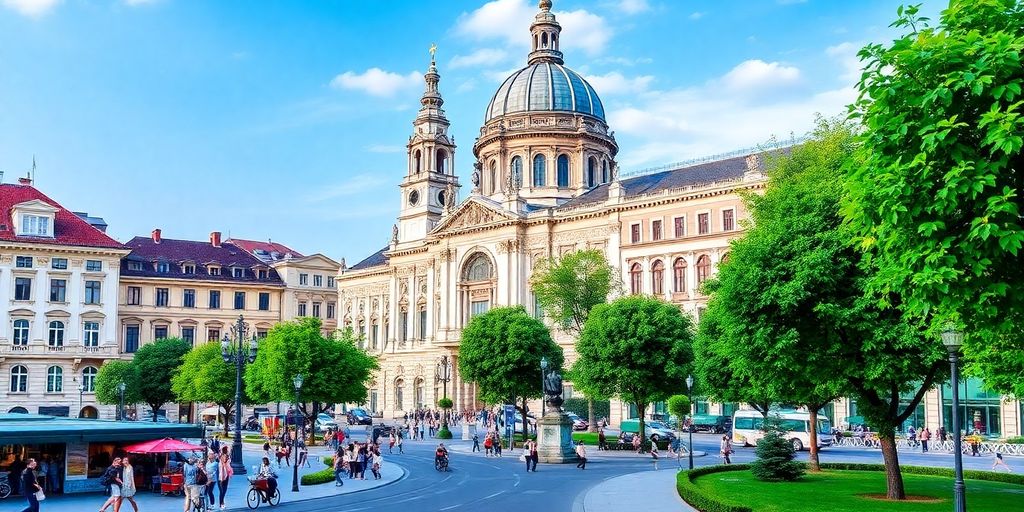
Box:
[337,0,772,426]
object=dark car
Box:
[347,408,373,425]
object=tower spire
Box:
[420,43,444,111]
[528,0,563,65]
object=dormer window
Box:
[127,261,144,271]
[209,267,221,276]
[258,269,268,280]
[183,264,195,274]
[20,215,52,237]
[156,262,170,273]
[232,267,244,278]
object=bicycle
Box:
[246,477,280,509]
[434,455,449,472]
[0,480,10,499]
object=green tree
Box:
[245,318,377,441]
[667,394,691,437]
[530,248,618,432]
[751,416,806,482]
[134,338,191,420]
[95,360,142,414]
[573,296,693,442]
[694,307,776,419]
[844,0,1024,387]
[457,306,563,439]
[172,341,255,435]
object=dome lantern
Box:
[528,0,563,65]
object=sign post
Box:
[504,404,515,450]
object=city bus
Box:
[732,409,834,451]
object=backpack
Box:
[195,468,208,486]
[99,467,115,487]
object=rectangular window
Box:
[233,268,244,278]
[125,324,140,353]
[327,277,335,288]
[207,329,220,342]
[297,302,307,317]
[51,258,68,270]
[83,321,100,347]
[299,273,309,285]
[371,323,379,349]
[157,262,169,273]
[399,312,408,341]
[209,267,221,276]
[154,326,168,339]
[258,269,267,280]
[722,209,735,231]
[127,286,141,305]
[419,309,427,339]
[14,277,31,301]
[50,279,67,302]
[21,215,50,236]
[15,256,32,268]
[234,291,245,310]
[181,327,195,345]
[183,289,196,308]
[312,302,321,318]
[313,275,323,287]
[156,287,169,307]
[327,302,336,319]
[258,292,270,311]
[630,224,641,243]
[182,264,195,274]
[85,280,102,304]
[470,300,489,317]
[85,260,102,272]
[127,261,144,271]
[209,290,221,309]
[674,217,685,237]
[652,219,663,241]
[698,213,710,235]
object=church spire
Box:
[527,0,563,65]
[419,42,444,112]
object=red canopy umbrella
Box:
[123,437,204,454]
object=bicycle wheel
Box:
[246,488,260,509]
[269,488,281,506]
[0,482,10,499]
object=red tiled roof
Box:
[0,183,126,250]
[226,238,304,260]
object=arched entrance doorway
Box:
[79,406,99,419]
[8,406,28,414]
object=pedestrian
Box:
[575,441,587,470]
[262,441,272,462]
[332,451,345,487]
[20,458,41,512]
[907,425,917,448]
[46,456,59,495]
[969,431,982,456]
[472,433,480,452]
[204,454,218,508]
[396,431,404,454]
[521,440,533,472]
[356,443,367,480]
[484,434,493,457]
[920,427,931,453]
[528,438,539,472]
[298,441,310,468]
[371,448,383,480]
[598,429,606,451]
[650,436,660,463]
[720,435,733,465]
[182,456,199,512]
[209,437,221,458]
[632,434,642,454]
[388,432,396,454]
[992,452,1012,473]
[256,458,277,503]
[216,453,232,510]
[119,457,139,512]
[494,435,503,458]
[37,458,49,496]
[419,421,426,441]
[937,425,947,443]
[99,457,123,512]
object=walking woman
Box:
[119,457,139,512]
[217,453,232,510]
[20,458,41,512]
[370,447,383,480]
[720,435,733,465]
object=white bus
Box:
[732,409,834,451]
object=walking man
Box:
[575,441,587,470]
[472,433,480,452]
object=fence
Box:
[832,436,1024,455]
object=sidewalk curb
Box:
[249,462,410,510]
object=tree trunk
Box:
[521,397,529,443]
[807,409,820,472]
[637,402,647,442]
[587,399,597,432]
[878,431,906,500]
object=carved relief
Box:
[446,203,500,230]
[496,238,522,254]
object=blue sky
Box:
[0,0,941,263]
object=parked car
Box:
[687,414,733,434]
[315,413,337,432]
[566,412,588,431]
[346,408,373,425]
[619,418,675,441]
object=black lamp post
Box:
[941,325,967,512]
[76,380,84,417]
[117,381,126,421]
[291,374,304,493]
[540,356,549,418]
[436,356,452,429]
[221,315,258,476]
[686,374,694,470]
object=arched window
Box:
[696,255,711,287]
[9,365,27,393]
[414,378,424,408]
[533,154,546,187]
[79,406,98,419]
[629,262,642,295]
[557,154,569,187]
[435,149,447,174]
[489,160,497,194]
[510,156,523,188]
[47,366,63,393]
[82,366,98,392]
[48,320,64,347]
[12,319,29,346]
[673,258,687,293]
[651,260,664,295]
[394,379,405,410]
[414,150,422,174]
[587,156,597,187]
[541,32,549,48]
[602,160,609,184]
[721,253,730,264]
[463,253,494,282]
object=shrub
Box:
[750,418,804,482]
[300,467,335,485]
[668,395,691,421]
[676,465,753,512]
[817,462,1024,486]
[437,397,454,409]
[1005,436,1024,444]
[436,427,453,439]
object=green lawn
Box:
[692,470,1024,512]
[572,432,600,444]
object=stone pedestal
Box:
[537,412,575,463]
[461,422,471,440]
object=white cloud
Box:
[450,48,508,69]
[558,9,612,55]
[366,144,405,154]
[718,59,800,91]
[454,0,612,55]
[689,11,705,21]
[330,68,421,98]
[2,0,60,17]
[584,72,654,95]
[456,80,477,93]
[826,42,863,82]
[307,174,390,202]
[618,0,649,14]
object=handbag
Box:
[35,490,46,501]
[519,453,527,462]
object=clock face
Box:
[409,190,420,206]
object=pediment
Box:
[13,199,59,214]
[431,197,520,234]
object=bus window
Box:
[780,419,806,432]
[734,417,754,430]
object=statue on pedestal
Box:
[542,367,564,412]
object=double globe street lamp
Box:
[221,315,258,475]
[436,356,453,430]
[291,374,304,493]
[941,325,967,512]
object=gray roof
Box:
[486,62,605,122]
[349,246,389,271]
[0,414,203,444]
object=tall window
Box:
[183,289,196,308]
[207,329,220,342]
[415,379,424,408]
[182,327,195,345]
[463,253,493,281]
[629,263,642,294]
[557,154,569,187]
[395,379,404,410]
[156,288,169,307]
[312,302,322,318]
[14,277,31,301]
[50,279,67,302]
[327,277,335,288]
[48,320,65,347]
[209,290,221,309]
[651,260,664,295]
[297,303,307,316]
[673,258,687,293]
[234,291,245,310]
[418,308,427,339]
[13,319,29,345]
[259,292,270,311]
[299,274,309,285]
[587,157,597,187]
[510,156,523,188]
[370,322,379,349]
[82,366,97,392]
[313,275,323,287]
[602,160,609,184]
[125,324,140,353]
[696,255,711,286]
[83,321,100,347]
[470,301,489,317]
[155,325,168,339]
[652,220,663,241]
[723,209,735,231]
[399,311,408,341]
[85,280,101,304]
[47,366,63,393]
[9,365,28,393]
[127,286,142,305]
[532,154,546,187]
[630,224,641,244]
[489,161,497,194]
[414,150,422,173]
[327,302,336,319]
[698,213,710,235]
[436,149,448,173]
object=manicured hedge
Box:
[1005,436,1024,444]
[817,462,1024,486]
[300,457,335,485]
[676,464,753,512]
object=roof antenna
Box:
[31,155,36,185]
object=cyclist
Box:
[434,443,449,470]
[256,457,278,503]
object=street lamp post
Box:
[540,357,549,418]
[221,315,258,476]
[435,356,452,429]
[941,325,967,512]
[117,381,126,421]
[77,382,84,417]
[686,374,694,470]
[291,374,304,493]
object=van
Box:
[732,409,833,451]
[619,418,676,441]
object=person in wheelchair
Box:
[434,443,449,470]
[256,457,277,502]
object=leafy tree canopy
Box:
[667,395,691,421]
[95,360,142,406]
[530,248,618,336]
[172,341,255,434]
[134,338,191,419]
